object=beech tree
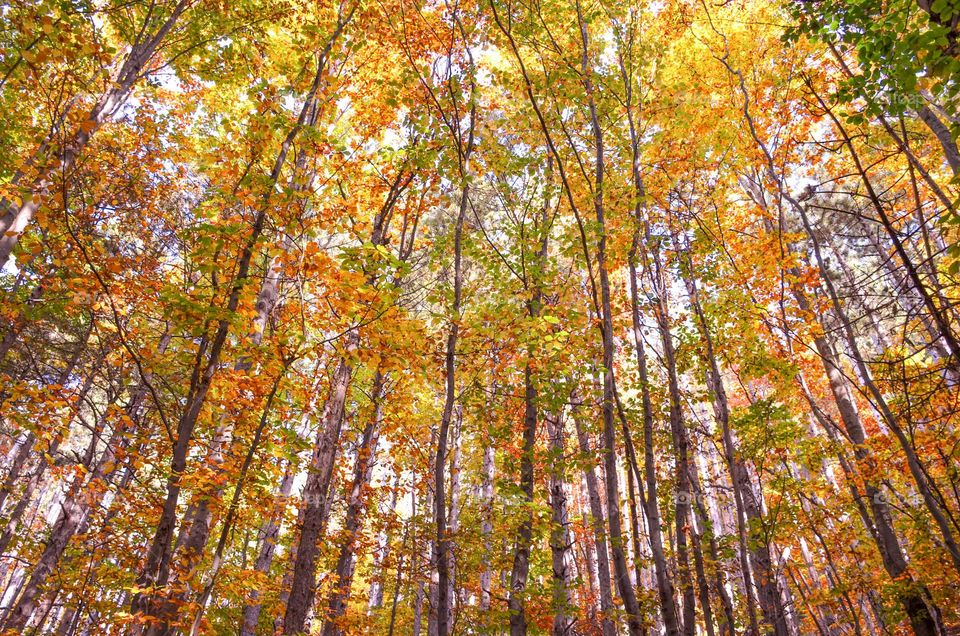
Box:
[2,0,960,634]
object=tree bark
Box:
[368,472,401,611]
[572,396,617,636]
[650,279,697,636]
[283,343,356,634]
[321,372,387,636]
[729,56,946,636]
[626,261,680,636]
[546,412,575,636]
[240,464,295,636]
[681,259,787,636]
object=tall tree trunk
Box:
[321,372,387,636]
[626,463,646,595]
[130,12,356,629]
[508,154,551,636]
[650,279,697,636]
[414,474,429,636]
[171,249,284,570]
[240,464,295,636]
[681,260,787,636]
[733,90,945,636]
[386,519,410,636]
[479,386,496,612]
[546,412,575,635]
[283,344,356,634]
[626,261,680,636]
[3,409,131,630]
[368,471,401,611]
[689,453,736,636]
[796,205,950,636]
[616,21,684,629]
[433,174,470,636]
[572,396,617,636]
[688,511,716,636]
[447,405,462,625]
[573,4,643,630]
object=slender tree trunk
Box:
[681,261,787,636]
[168,252,284,614]
[479,388,496,612]
[508,156,551,635]
[447,405,462,625]
[283,344,356,634]
[414,477,429,636]
[240,464,295,636]
[322,372,387,636]
[915,105,960,175]
[546,412,575,635]
[796,207,949,636]
[729,56,946,636]
[433,174,470,636]
[572,397,617,636]
[626,262,680,636]
[657,305,697,636]
[626,463,646,590]
[386,519,409,636]
[368,472,401,611]
[689,454,736,636]
[131,14,355,629]
[689,514,716,636]
[3,412,129,630]
[572,4,642,630]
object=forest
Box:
[2,0,960,634]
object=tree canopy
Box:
[2,0,960,634]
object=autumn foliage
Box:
[1,0,960,634]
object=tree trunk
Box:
[572,5,643,630]
[730,58,946,635]
[796,205,948,636]
[681,262,787,636]
[368,472,401,611]
[170,251,284,599]
[321,372,387,636]
[479,390,496,612]
[283,344,356,634]
[626,261,680,636]
[3,413,129,630]
[915,105,960,175]
[648,248,697,636]
[240,464,295,636]
[546,412,575,635]
[432,174,470,636]
[572,396,617,636]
